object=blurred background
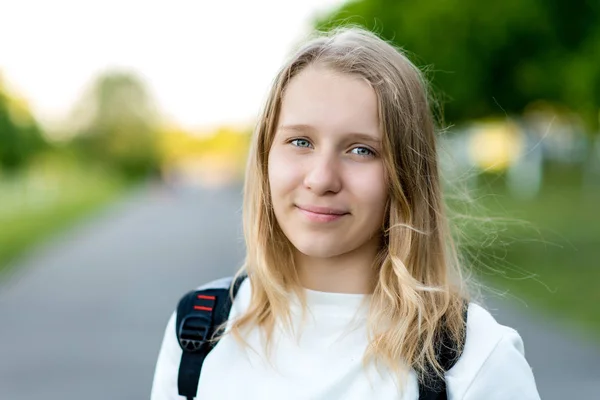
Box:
[0,0,598,399]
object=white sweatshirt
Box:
[151,277,540,399]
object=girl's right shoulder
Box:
[193,276,237,291]
[190,275,252,316]
[150,276,251,400]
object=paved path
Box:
[0,183,598,399]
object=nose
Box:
[303,151,342,195]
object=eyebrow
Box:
[277,124,382,145]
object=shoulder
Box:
[190,275,252,318]
[178,275,251,302]
[161,274,251,349]
[193,275,251,293]
[194,276,236,291]
[160,275,244,343]
[445,303,540,400]
[150,275,251,399]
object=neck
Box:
[295,237,381,294]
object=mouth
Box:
[296,204,349,215]
[295,205,350,223]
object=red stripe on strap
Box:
[197,295,216,300]
[194,306,213,311]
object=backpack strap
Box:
[175,274,247,400]
[418,302,469,400]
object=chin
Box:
[290,236,348,259]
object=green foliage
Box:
[72,70,161,181]
[0,80,47,173]
[315,0,600,132]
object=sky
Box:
[0,0,345,132]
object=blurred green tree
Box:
[72,70,161,180]
[315,0,600,132]
[0,77,46,174]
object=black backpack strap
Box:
[418,302,469,400]
[175,274,247,400]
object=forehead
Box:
[277,66,380,138]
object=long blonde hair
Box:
[229,26,470,388]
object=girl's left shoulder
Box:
[445,303,541,400]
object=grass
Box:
[461,164,600,339]
[0,159,125,276]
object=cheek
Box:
[268,148,300,201]
[350,165,388,210]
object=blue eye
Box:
[351,147,375,157]
[291,139,312,148]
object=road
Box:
[0,183,598,399]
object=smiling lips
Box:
[296,205,349,223]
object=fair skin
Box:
[267,65,388,294]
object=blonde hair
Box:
[229,26,470,388]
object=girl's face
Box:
[268,66,388,260]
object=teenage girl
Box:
[151,27,540,399]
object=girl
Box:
[151,27,540,399]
